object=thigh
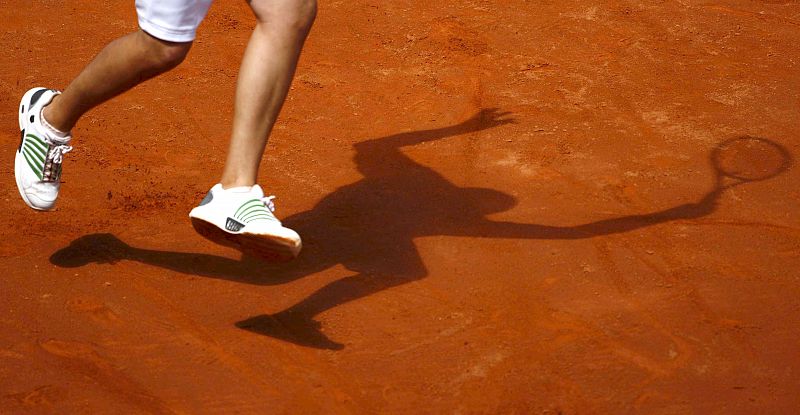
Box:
[135,0,214,42]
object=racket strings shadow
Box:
[50,131,792,350]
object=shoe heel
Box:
[18,87,43,131]
[19,95,28,131]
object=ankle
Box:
[220,180,257,190]
[41,109,71,140]
[42,96,73,133]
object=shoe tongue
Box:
[48,135,71,145]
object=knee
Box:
[251,0,317,33]
[157,42,191,69]
[291,0,317,31]
[139,31,192,71]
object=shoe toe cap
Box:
[246,223,302,252]
[19,183,59,211]
[25,193,57,210]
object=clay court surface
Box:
[2,0,800,413]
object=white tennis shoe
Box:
[189,184,302,261]
[15,87,73,211]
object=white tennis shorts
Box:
[135,0,214,42]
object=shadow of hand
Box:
[467,108,516,130]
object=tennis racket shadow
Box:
[515,135,794,238]
[49,132,792,350]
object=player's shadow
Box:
[51,110,792,350]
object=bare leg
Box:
[43,30,192,132]
[219,0,317,188]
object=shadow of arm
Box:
[355,109,514,150]
[462,192,720,240]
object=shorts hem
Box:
[138,16,197,42]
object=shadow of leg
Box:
[236,272,423,350]
[236,313,345,351]
[50,233,325,286]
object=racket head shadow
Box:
[710,136,792,184]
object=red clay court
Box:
[1,0,799,413]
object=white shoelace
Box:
[261,195,276,213]
[41,143,72,181]
[48,144,72,164]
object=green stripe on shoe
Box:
[233,198,279,223]
[22,150,43,179]
[23,144,44,168]
[23,141,46,161]
[24,150,43,171]
[238,204,267,221]
[25,134,48,153]
[23,143,45,167]
[241,211,271,221]
[243,213,274,222]
[234,199,263,218]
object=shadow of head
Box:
[463,187,517,215]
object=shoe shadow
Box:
[50,110,793,350]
